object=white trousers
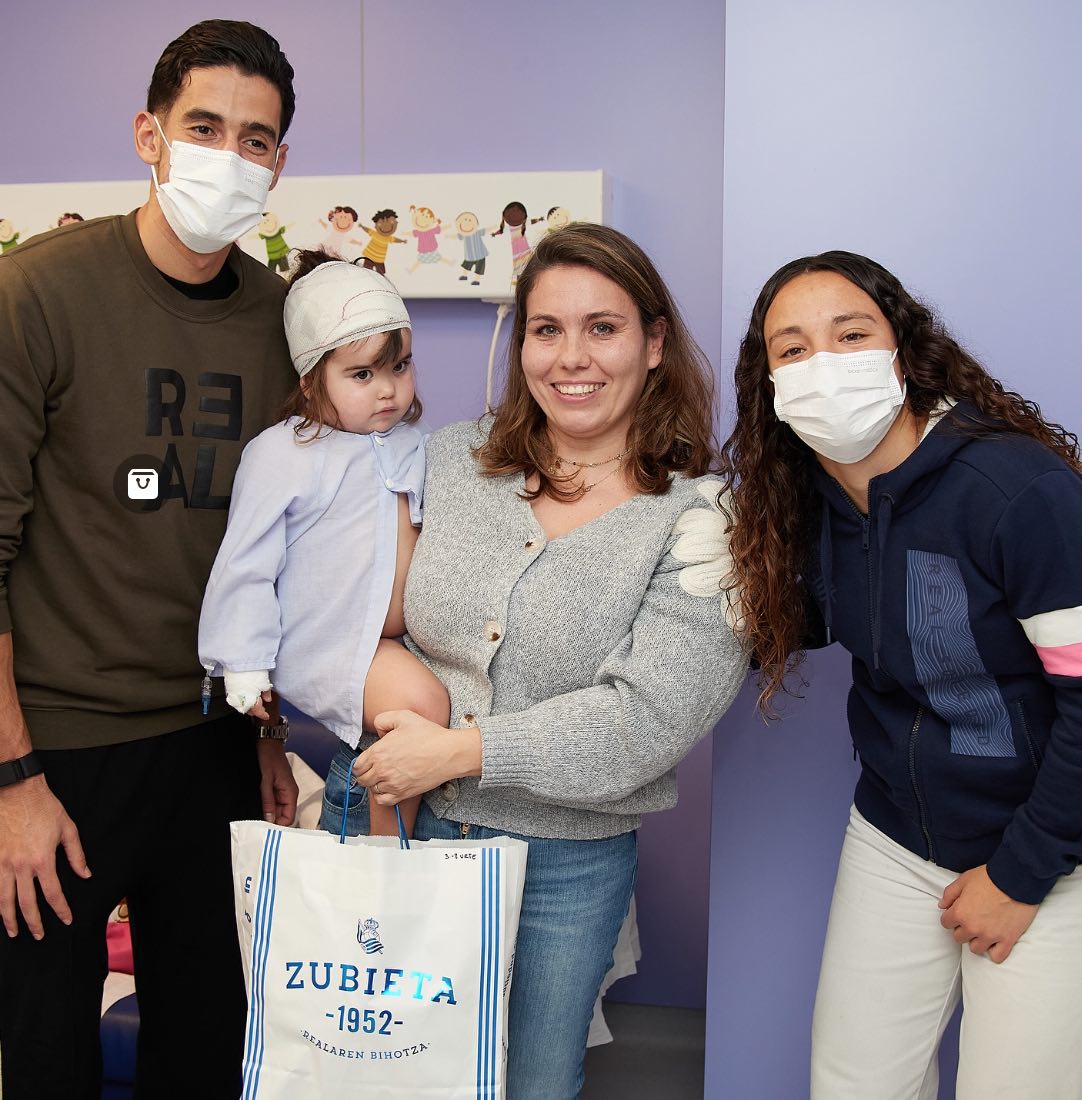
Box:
[811,807,1082,1100]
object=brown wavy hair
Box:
[477,223,719,498]
[719,250,1082,716]
[280,248,421,439]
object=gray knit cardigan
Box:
[403,419,749,840]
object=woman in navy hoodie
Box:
[720,251,1082,1100]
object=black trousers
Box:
[0,715,261,1100]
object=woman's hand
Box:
[938,865,1038,963]
[352,711,482,807]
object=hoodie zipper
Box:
[865,513,878,668]
[907,706,936,863]
[829,479,875,662]
[1016,700,1043,774]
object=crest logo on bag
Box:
[357,917,384,954]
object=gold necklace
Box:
[580,465,623,493]
[550,445,630,473]
[549,444,633,479]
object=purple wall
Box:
[2,2,362,182]
[3,0,725,1010]
[707,2,1082,1096]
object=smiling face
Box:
[375,213,398,235]
[763,270,899,376]
[412,207,436,230]
[311,331,415,435]
[333,209,355,231]
[260,212,280,235]
[520,265,664,455]
[455,212,479,234]
[0,219,14,243]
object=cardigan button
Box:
[459,713,477,728]
[440,781,458,801]
[483,620,501,642]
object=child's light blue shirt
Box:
[198,417,426,746]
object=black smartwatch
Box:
[0,752,44,789]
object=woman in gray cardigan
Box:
[333,224,747,1097]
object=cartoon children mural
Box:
[0,219,22,254]
[406,205,452,273]
[258,211,292,273]
[545,206,571,234]
[358,208,407,275]
[450,211,489,286]
[57,212,85,228]
[318,205,364,259]
[491,201,544,285]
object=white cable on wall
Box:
[485,301,513,413]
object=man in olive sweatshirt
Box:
[0,21,301,1099]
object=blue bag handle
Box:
[339,763,410,850]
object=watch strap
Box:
[0,752,44,788]
[256,717,290,742]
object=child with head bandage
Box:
[198,249,448,837]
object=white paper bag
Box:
[231,821,527,1099]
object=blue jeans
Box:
[319,744,368,838]
[319,745,638,1099]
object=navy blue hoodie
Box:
[808,401,1082,904]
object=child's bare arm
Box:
[361,639,449,837]
[382,494,419,638]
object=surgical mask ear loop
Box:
[152,114,171,148]
[149,115,170,190]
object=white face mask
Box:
[151,116,276,254]
[771,347,905,464]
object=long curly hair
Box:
[719,250,1081,716]
[477,223,719,497]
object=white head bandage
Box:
[284,261,411,377]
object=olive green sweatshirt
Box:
[0,212,294,749]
